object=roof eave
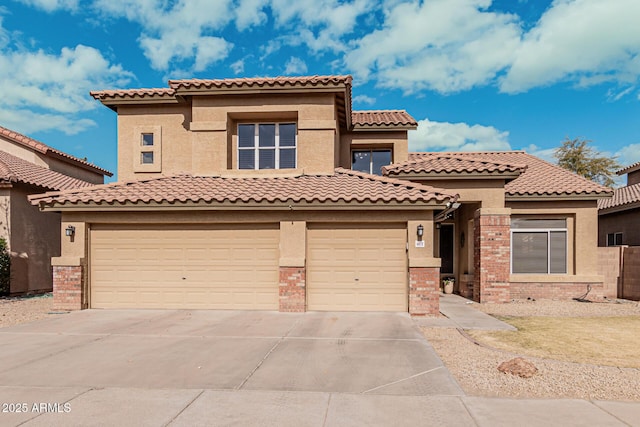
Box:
[352,124,417,131]
[598,200,640,215]
[385,171,521,180]
[35,199,452,212]
[506,193,612,202]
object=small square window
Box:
[141,151,154,164]
[607,232,623,246]
[141,133,154,146]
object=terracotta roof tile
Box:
[352,110,417,128]
[598,183,640,210]
[168,75,352,91]
[617,161,640,176]
[89,87,176,101]
[0,125,112,176]
[29,168,457,208]
[384,153,526,176]
[0,150,98,191]
[403,151,612,198]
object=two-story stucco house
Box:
[29,75,613,314]
[0,125,111,294]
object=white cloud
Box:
[15,0,79,13]
[353,94,376,106]
[235,0,269,31]
[0,14,132,135]
[0,109,95,135]
[346,0,522,93]
[284,56,307,74]
[501,0,640,93]
[409,118,511,152]
[521,144,557,163]
[94,0,234,71]
[616,143,640,168]
[230,59,245,74]
[270,0,371,52]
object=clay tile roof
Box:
[168,75,352,91]
[29,168,457,208]
[0,125,112,176]
[89,87,176,101]
[0,150,98,191]
[404,151,612,198]
[598,183,640,211]
[617,161,640,176]
[384,153,526,176]
[352,110,418,128]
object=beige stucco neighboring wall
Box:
[0,136,106,184]
[339,131,409,169]
[280,221,305,267]
[507,200,600,280]
[9,185,60,293]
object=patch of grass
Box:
[468,316,640,368]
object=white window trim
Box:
[237,123,297,170]
[510,226,568,275]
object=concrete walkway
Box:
[1,387,638,426]
[414,293,517,330]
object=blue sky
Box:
[1,0,639,184]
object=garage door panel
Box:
[307,224,407,312]
[90,226,279,310]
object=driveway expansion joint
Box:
[163,389,205,427]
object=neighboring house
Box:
[0,125,111,294]
[598,162,640,246]
[29,75,613,314]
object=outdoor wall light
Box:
[65,225,76,238]
[417,224,424,239]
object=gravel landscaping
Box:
[0,293,54,328]
[423,298,640,402]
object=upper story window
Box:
[511,218,567,274]
[352,149,392,176]
[133,126,162,173]
[238,123,297,170]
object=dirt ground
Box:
[0,293,54,328]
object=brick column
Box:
[409,267,440,316]
[279,267,306,312]
[53,265,83,311]
[474,209,511,303]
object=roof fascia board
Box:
[598,201,640,215]
[37,200,448,212]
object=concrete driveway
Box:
[1,310,637,426]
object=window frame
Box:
[607,232,623,247]
[237,122,297,170]
[510,219,568,275]
[133,126,162,173]
[351,148,393,175]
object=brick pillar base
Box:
[474,210,511,303]
[279,267,306,312]
[53,265,83,311]
[409,267,440,316]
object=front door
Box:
[439,224,454,276]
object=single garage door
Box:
[307,224,408,311]
[90,224,279,309]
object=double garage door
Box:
[90,224,407,311]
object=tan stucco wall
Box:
[339,131,409,169]
[9,185,61,293]
[412,179,505,208]
[0,137,48,167]
[116,94,413,180]
[507,200,600,279]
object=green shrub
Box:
[0,238,10,296]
